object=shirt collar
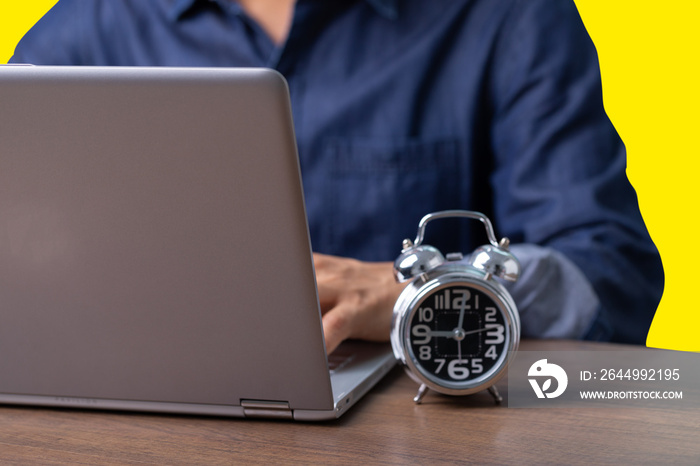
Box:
[168,0,399,21]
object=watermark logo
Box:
[509,351,694,408]
[528,359,568,399]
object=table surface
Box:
[1,339,699,465]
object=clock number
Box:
[434,358,446,374]
[485,345,498,360]
[418,307,434,323]
[452,289,470,310]
[448,359,470,380]
[484,324,505,344]
[434,289,449,310]
[411,324,431,345]
[419,345,432,360]
[440,359,483,379]
[435,289,471,310]
[484,306,497,322]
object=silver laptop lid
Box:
[0,66,335,413]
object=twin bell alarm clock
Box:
[390,210,521,404]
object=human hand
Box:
[313,253,408,354]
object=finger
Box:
[312,252,332,271]
[321,305,354,354]
[315,276,340,314]
[313,254,343,313]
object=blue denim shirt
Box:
[11,0,664,344]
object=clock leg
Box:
[413,384,429,404]
[488,385,503,405]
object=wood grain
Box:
[1,340,698,464]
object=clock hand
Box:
[456,297,468,360]
[457,297,466,334]
[454,326,490,360]
[458,330,462,360]
[461,327,490,336]
[428,327,491,338]
[427,330,457,338]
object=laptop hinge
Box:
[241,399,293,420]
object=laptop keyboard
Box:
[327,350,356,374]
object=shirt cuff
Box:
[503,243,599,339]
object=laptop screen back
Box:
[0,66,334,412]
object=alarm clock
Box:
[390,210,521,404]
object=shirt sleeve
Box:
[506,243,599,339]
[487,0,664,344]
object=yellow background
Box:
[1,1,698,351]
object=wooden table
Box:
[1,340,698,464]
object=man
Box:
[10,0,664,352]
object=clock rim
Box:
[391,268,520,396]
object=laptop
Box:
[0,65,395,421]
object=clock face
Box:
[406,283,509,388]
